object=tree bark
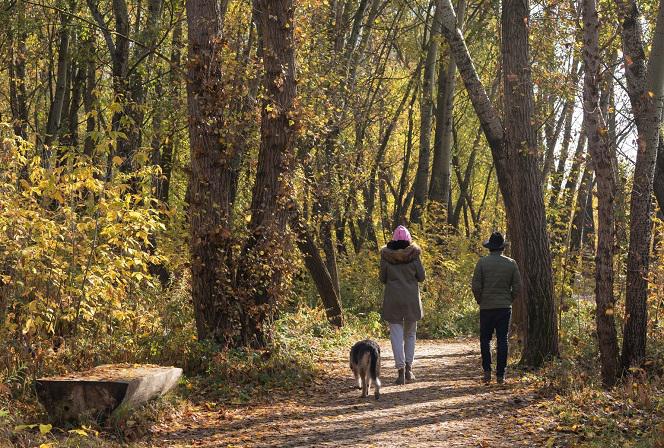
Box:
[569,164,593,253]
[82,36,97,158]
[616,0,664,371]
[430,0,467,213]
[185,0,237,346]
[288,201,343,327]
[411,3,444,224]
[45,12,71,148]
[237,0,297,348]
[581,0,619,387]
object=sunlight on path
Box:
[150,340,555,447]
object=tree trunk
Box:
[360,62,421,248]
[570,164,593,253]
[185,0,237,346]
[8,10,29,141]
[439,0,559,366]
[430,0,467,215]
[655,140,664,213]
[393,88,418,227]
[237,0,297,348]
[62,60,85,149]
[548,101,576,209]
[542,100,569,188]
[617,0,664,371]
[82,36,97,158]
[288,201,344,327]
[411,3,444,224]
[45,13,71,148]
[582,0,619,387]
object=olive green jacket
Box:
[471,252,522,309]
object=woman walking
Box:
[380,225,426,385]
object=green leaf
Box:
[39,423,52,434]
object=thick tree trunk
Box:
[581,0,619,387]
[502,0,558,365]
[185,0,237,346]
[439,0,558,366]
[237,0,297,348]
[617,0,664,370]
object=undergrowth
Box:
[519,300,664,448]
[0,304,382,447]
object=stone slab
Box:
[35,364,182,424]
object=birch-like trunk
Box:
[429,0,467,212]
[617,0,664,370]
[582,0,619,387]
[411,3,444,224]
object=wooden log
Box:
[35,364,182,425]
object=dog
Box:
[349,339,381,399]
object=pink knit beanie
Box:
[392,225,412,242]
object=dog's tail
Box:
[370,347,381,387]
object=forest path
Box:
[149,340,557,447]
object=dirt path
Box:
[149,339,557,447]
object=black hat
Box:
[483,232,505,251]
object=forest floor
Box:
[144,339,561,447]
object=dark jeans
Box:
[479,308,511,377]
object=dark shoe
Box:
[483,371,491,384]
[497,375,505,385]
[395,368,405,385]
[405,363,415,382]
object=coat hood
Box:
[380,243,421,264]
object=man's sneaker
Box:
[405,363,416,382]
[497,375,505,385]
[483,371,491,384]
[396,368,405,385]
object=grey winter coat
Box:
[379,244,426,323]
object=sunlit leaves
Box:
[0,127,165,342]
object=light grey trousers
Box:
[389,321,417,369]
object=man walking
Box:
[471,232,521,384]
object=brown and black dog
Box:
[349,339,381,399]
